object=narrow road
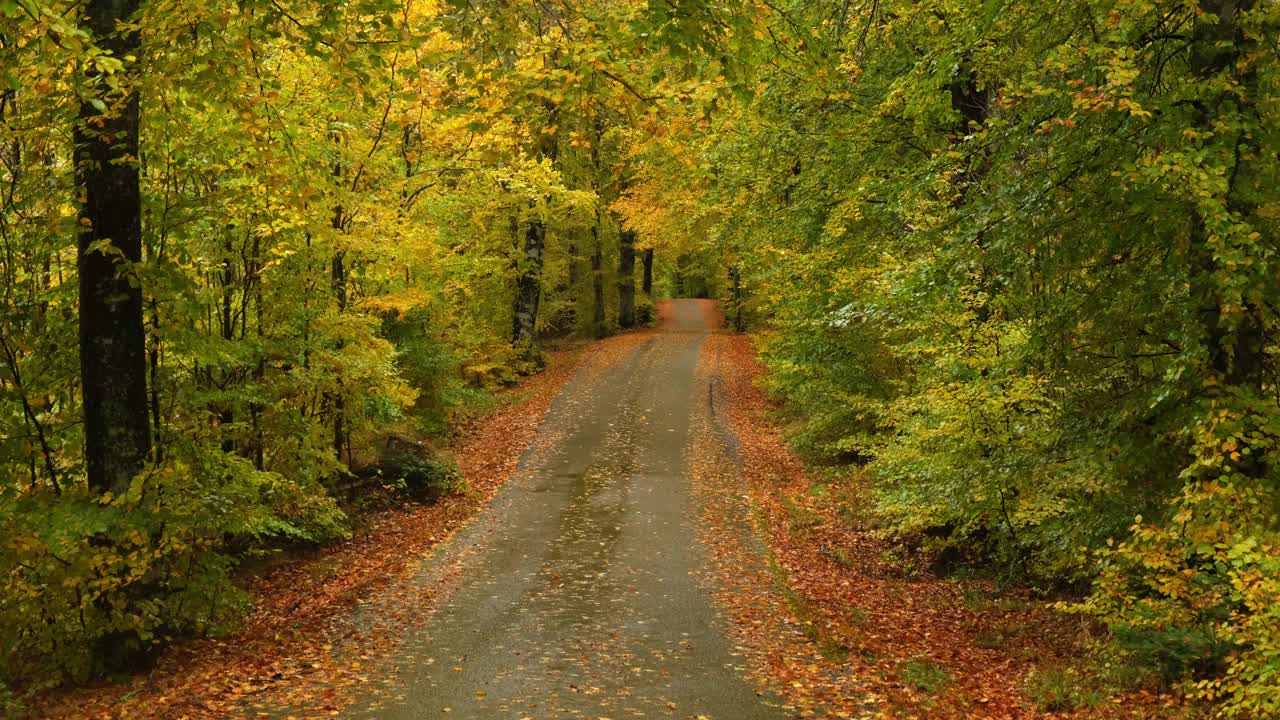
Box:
[355,300,782,719]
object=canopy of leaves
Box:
[3,0,1279,716]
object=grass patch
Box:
[1023,652,1181,714]
[782,495,824,533]
[762,555,852,664]
[973,627,1009,649]
[818,637,851,663]
[879,546,922,577]
[1026,667,1105,712]
[820,544,855,568]
[900,659,951,694]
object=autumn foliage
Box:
[0,0,680,697]
[621,0,1280,716]
[1,0,1279,717]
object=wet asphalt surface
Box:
[358,300,783,719]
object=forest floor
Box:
[34,301,1194,720]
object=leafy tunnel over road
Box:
[345,299,784,719]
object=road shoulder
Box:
[693,331,1183,719]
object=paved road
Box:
[357,300,782,720]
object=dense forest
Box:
[1,0,1278,717]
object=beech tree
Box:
[76,0,150,495]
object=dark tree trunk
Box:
[549,236,577,332]
[948,66,992,202]
[1191,0,1263,390]
[76,0,150,495]
[513,103,557,351]
[512,214,545,346]
[219,233,235,454]
[249,232,265,471]
[591,219,605,337]
[558,237,578,331]
[949,68,992,130]
[949,62,995,332]
[148,291,163,462]
[331,208,347,462]
[587,116,607,338]
[568,239,580,288]
[617,228,636,328]
[642,248,653,296]
[331,250,347,312]
[729,264,745,332]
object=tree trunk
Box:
[590,218,606,337]
[219,233,236,454]
[729,264,745,332]
[559,237,578,331]
[331,210,347,462]
[642,248,653,296]
[617,227,636,328]
[512,213,545,346]
[587,115,607,338]
[513,90,557,351]
[1191,0,1263,389]
[76,0,150,495]
[949,63,995,339]
[250,232,265,471]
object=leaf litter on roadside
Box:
[689,328,1189,720]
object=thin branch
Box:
[268,0,335,49]
[597,68,661,103]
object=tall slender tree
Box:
[617,226,636,328]
[76,0,150,494]
[511,4,561,352]
[641,248,653,296]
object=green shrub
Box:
[1081,465,1280,717]
[1110,624,1230,685]
[0,443,347,686]
[380,454,464,501]
[381,308,466,434]
[635,293,656,325]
